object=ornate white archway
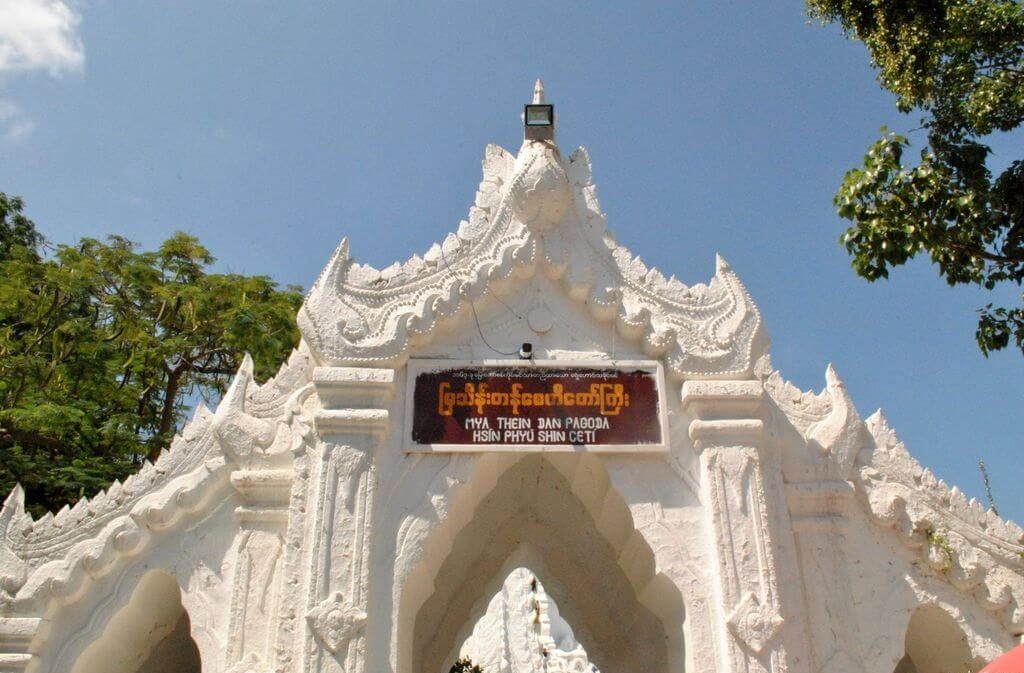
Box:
[397,453,686,673]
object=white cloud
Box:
[0,1,84,140]
[0,99,36,141]
[0,0,84,76]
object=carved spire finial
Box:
[0,484,25,528]
[0,484,29,597]
[532,78,545,104]
[807,363,863,480]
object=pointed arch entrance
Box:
[70,570,202,673]
[893,604,980,673]
[400,453,685,673]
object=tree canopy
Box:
[808,0,1024,355]
[449,658,484,673]
[0,194,303,516]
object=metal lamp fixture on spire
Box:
[524,78,555,141]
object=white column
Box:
[224,467,293,672]
[683,380,807,673]
[301,367,393,673]
[787,482,864,673]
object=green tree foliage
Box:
[449,658,484,673]
[807,0,1024,355]
[0,194,303,516]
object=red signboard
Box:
[408,364,664,450]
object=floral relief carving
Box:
[307,591,367,655]
[727,591,784,655]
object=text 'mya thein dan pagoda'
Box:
[0,82,1021,673]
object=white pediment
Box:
[298,138,768,380]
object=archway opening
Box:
[893,604,978,673]
[405,454,684,673]
[71,570,202,673]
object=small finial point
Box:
[533,78,545,104]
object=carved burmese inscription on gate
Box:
[406,361,667,452]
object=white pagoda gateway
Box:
[0,82,1021,673]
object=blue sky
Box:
[1,1,1021,522]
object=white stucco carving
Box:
[0,84,1020,673]
[225,652,270,673]
[297,133,767,380]
[456,567,598,673]
[728,591,785,655]
[307,592,368,656]
[858,410,1024,625]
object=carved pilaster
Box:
[683,380,804,673]
[303,367,393,673]
[225,468,292,672]
[787,481,864,673]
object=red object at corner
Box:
[982,644,1024,672]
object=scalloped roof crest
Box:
[767,365,1024,629]
[0,344,312,613]
[298,140,769,379]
